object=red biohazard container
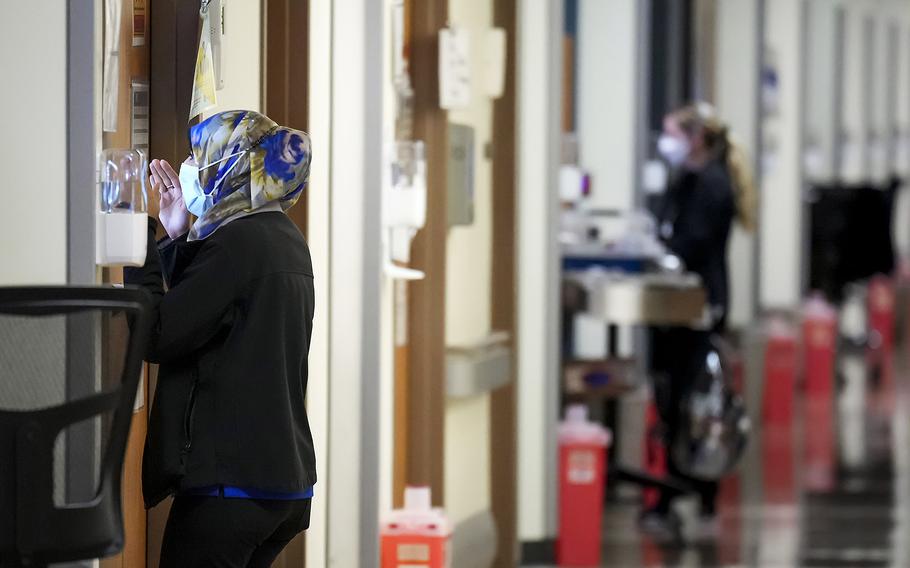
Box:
[802,294,838,398]
[762,317,798,426]
[642,398,666,511]
[381,487,451,568]
[868,275,895,382]
[801,294,838,491]
[557,405,611,567]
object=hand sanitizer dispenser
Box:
[96,149,149,267]
[384,140,427,280]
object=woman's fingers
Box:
[150,160,169,191]
[159,160,182,191]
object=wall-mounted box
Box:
[447,123,475,227]
[446,332,510,399]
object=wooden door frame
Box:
[490,1,519,565]
[406,0,449,503]
[261,1,310,565]
[263,0,310,237]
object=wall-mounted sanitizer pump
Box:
[383,140,427,280]
[96,149,148,267]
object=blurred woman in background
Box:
[643,102,756,538]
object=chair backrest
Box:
[0,287,150,567]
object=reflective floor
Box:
[543,350,910,567]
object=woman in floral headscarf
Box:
[125,110,316,567]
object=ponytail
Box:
[723,136,757,231]
[670,103,758,232]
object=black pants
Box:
[649,327,719,516]
[160,496,312,567]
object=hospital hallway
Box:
[537,350,910,567]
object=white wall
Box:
[0,1,68,285]
[325,0,385,560]
[517,0,562,542]
[803,0,841,183]
[870,6,892,184]
[840,2,872,183]
[210,0,262,114]
[444,0,495,527]
[576,0,641,212]
[897,5,910,176]
[306,0,386,565]
[379,0,397,521]
[306,1,332,565]
[715,0,761,326]
[760,0,805,309]
[892,4,910,258]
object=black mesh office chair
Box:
[0,287,150,568]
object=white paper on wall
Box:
[439,27,472,109]
[130,81,149,153]
[102,0,123,132]
[189,10,218,119]
[208,0,225,90]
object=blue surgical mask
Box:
[179,150,247,217]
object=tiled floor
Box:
[537,350,910,567]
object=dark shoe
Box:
[639,509,683,544]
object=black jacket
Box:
[125,212,316,508]
[658,160,735,329]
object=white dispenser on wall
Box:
[96,149,149,267]
[383,140,427,280]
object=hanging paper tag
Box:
[102,0,123,132]
[439,27,472,110]
[189,10,218,120]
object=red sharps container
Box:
[802,294,838,491]
[867,275,895,384]
[763,317,798,426]
[381,487,451,568]
[803,294,837,398]
[557,404,611,567]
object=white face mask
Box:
[179,150,247,217]
[657,134,690,167]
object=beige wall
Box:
[445,0,495,527]
[715,0,761,326]
[205,0,262,117]
[760,0,805,309]
[0,1,68,285]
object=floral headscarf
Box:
[187,110,310,240]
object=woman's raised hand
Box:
[150,159,191,240]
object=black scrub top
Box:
[658,159,735,330]
[124,212,316,508]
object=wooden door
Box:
[262,1,309,565]
[145,1,200,566]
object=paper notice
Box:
[132,0,146,47]
[189,11,218,120]
[131,81,150,153]
[439,27,472,110]
[102,0,123,132]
